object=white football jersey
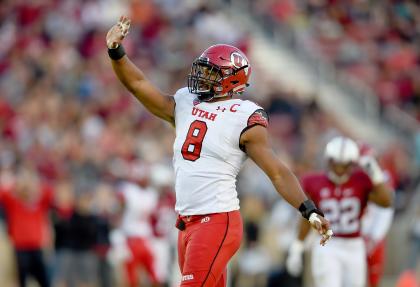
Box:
[119,182,158,237]
[173,88,267,215]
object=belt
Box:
[179,214,210,222]
[176,213,214,230]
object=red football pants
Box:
[367,240,386,287]
[125,237,159,287]
[177,211,243,287]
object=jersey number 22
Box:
[320,197,361,234]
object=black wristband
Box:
[108,45,126,60]
[299,199,324,220]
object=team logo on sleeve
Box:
[247,109,269,128]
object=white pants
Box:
[150,238,171,283]
[311,237,366,287]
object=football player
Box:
[359,144,395,287]
[106,16,332,287]
[286,137,393,287]
[108,168,161,287]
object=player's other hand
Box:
[286,240,304,276]
[106,16,131,49]
[359,155,386,185]
[309,213,333,246]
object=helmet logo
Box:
[230,52,247,69]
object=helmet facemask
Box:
[188,58,224,102]
[327,159,355,184]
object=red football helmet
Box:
[188,44,251,101]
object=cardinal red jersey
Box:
[301,169,373,238]
[0,185,53,249]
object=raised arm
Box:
[106,16,175,124]
[240,125,332,245]
[368,184,393,207]
[359,155,393,207]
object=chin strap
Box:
[199,92,231,102]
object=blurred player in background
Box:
[362,202,394,287]
[359,144,395,287]
[108,163,161,287]
[286,136,393,287]
[148,164,177,285]
[0,167,53,287]
[106,16,332,287]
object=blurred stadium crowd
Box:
[0,0,418,286]
[254,0,420,116]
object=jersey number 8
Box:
[181,120,208,161]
